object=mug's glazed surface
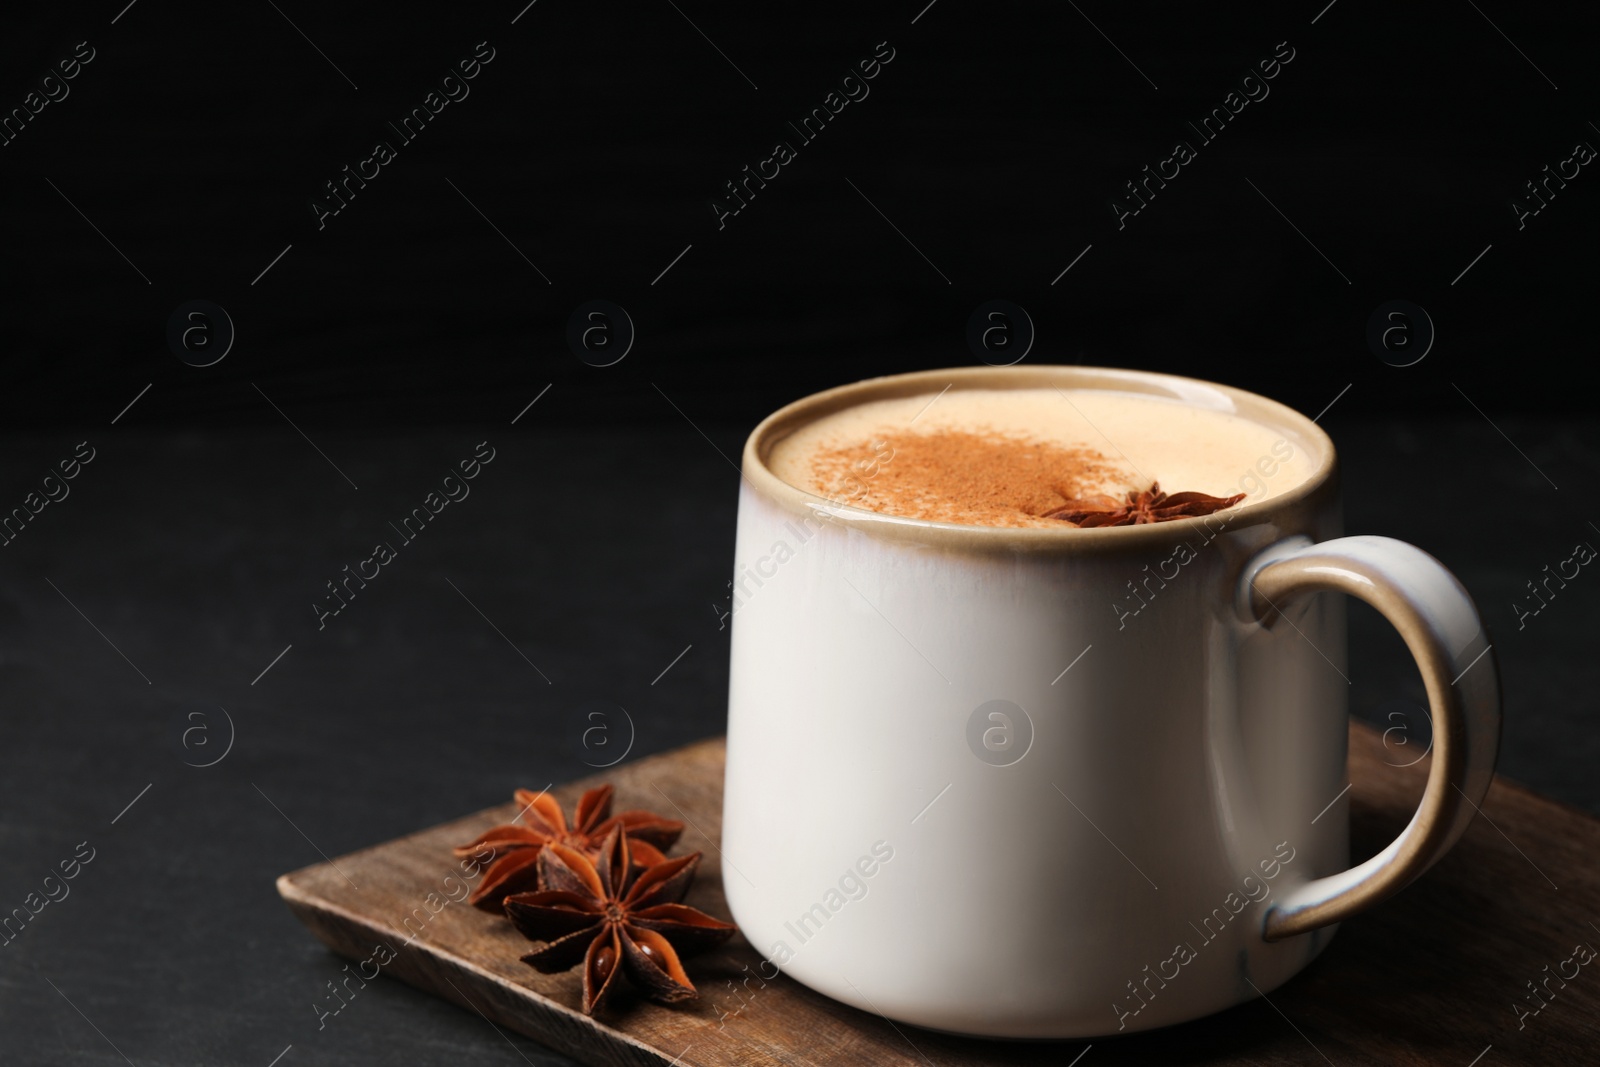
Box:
[720,366,1495,1038]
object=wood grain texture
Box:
[278,722,1600,1066]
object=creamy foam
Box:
[767,387,1317,528]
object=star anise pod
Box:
[504,826,736,1015]
[453,785,684,912]
[1044,482,1245,527]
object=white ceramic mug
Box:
[721,366,1500,1038]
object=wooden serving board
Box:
[278,724,1600,1066]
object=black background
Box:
[2,2,1597,1065]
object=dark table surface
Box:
[0,409,1594,1067]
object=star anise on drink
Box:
[453,785,684,912]
[1044,482,1245,527]
[504,826,736,1015]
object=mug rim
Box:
[740,365,1338,552]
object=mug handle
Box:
[1239,535,1502,942]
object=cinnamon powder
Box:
[806,429,1131,528]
